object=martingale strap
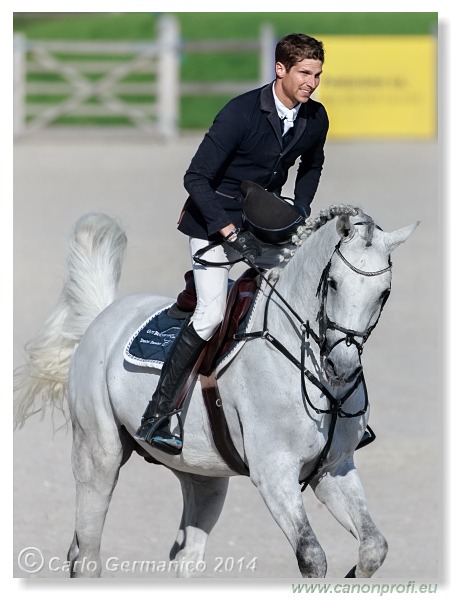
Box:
[235,327,369,491]
[234,272,370,490]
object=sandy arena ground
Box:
[13,131,440,589]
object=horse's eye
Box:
[328,277,337,291]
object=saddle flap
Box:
[199,268,259,375]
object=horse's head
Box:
[318,213,419,388]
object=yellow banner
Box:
[314,36,436,139]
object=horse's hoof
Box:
[345,566,356,578]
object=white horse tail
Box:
[14,213,127,428]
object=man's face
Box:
[275,58,323,107]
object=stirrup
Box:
[151,431,183,455]
[135,410,184,456]
[150,411,184,455]
[355,425,376,450]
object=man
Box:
[135,33,328,454]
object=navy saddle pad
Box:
[125,305,185,367]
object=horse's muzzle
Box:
[322,350,363,388]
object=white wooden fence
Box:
[13,15,275,138]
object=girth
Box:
[200,373,250,476]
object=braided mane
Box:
[273,204,363,272]
[292,204,362,247]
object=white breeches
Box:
[189,237,285,341]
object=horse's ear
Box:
[336,215,355,240]
[384,221,420,253]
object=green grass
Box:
[181,51,258,82]
[180,95,236,129]
[176,12,437,37]
[52,115,132,126]
[14,12,438,37]
[14,12,438,129]
[13,12,158,39]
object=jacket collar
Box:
[260,82,308,151]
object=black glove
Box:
[226,230,262,262]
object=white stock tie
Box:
[283,108,296,135]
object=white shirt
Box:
[272,82,301,135]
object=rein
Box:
[193,235,392,489]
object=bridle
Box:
[234,233,392,489]
[315,240,392,365]
[238,236,392,366]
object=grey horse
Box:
[14,206,418,578]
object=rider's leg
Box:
[134,317,206,454]
[135,239,231,454]
[189,238,232,340]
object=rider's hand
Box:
[225,230,262,263]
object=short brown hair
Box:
[275,33,325,70]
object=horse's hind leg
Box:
[67,421,132,577]
[169,472,229,577]
[311,461,388,578]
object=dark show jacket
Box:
[178,82,329,241]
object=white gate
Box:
[13,15,275,139]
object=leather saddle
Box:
[168,267,259,376]
[165,268,258,476]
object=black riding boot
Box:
[134,320,206,455]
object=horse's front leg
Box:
[311,459,388,578]
[251,456,327,578]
